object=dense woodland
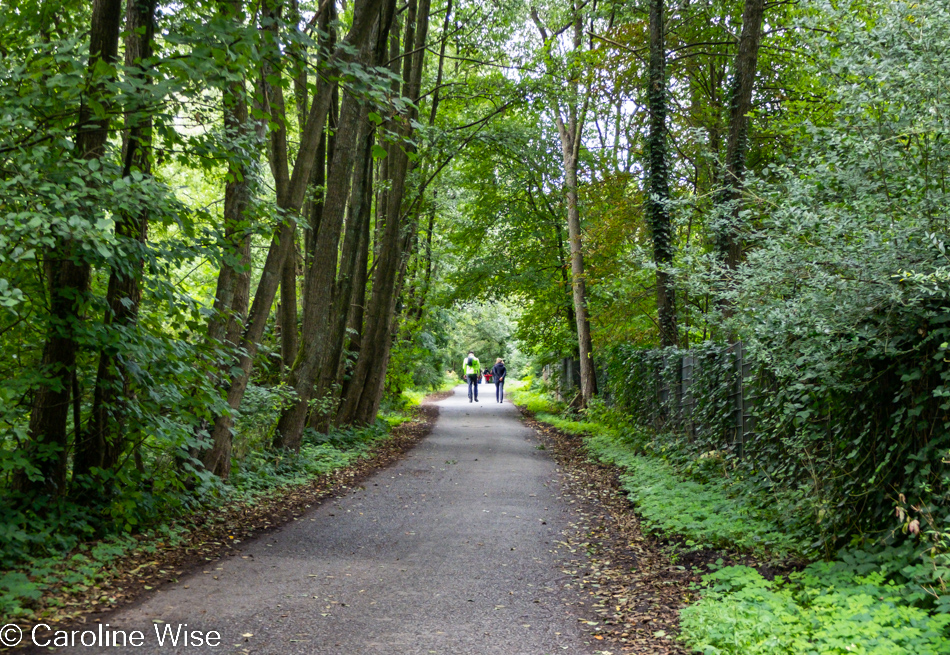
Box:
[2,0,950,639]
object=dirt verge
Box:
[519,410,696,655]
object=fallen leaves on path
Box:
[521,411,695,655]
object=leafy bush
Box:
[508,377,565,414]
[584,431,805,557]
[681,559,950,655]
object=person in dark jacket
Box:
[492,358,507,403]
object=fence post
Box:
[735,342,745,458]
[682,353,695,440]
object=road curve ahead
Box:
[53,385,596,655]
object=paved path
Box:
[55,386,595,654]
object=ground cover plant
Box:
[511,378,950,654]
[681,560,950,655]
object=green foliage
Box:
[232,422,389,493]
[592,447,802,556]
[508,377,565,415]
[443,116,581,364]
[540,400,809,557]
[681,558,950,655]
[0,526,168,620]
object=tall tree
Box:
[201,0,259,477]
[15,0,125,495]
[262,0,299,376]
[531,2,598,405]
[646,0,677,347]
[715,0,766,317]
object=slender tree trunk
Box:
[75,0,157,482]
[533,3,597,405]
[399,0,451,326]
[334,158,373,409]
[290,0,308,127]
[554,221,577,330]
[647,0,678,348]
[558,138,597,402]
[201,0,257,477]
[279,254,298,373]
[258,0,299,373]
[411,198,436,321]
[15,0,124,496]
[716,0,766,282]
[203,0,387,472]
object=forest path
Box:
[63,385,597,654]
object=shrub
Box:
[681,560,950,655]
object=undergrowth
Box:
[0,387,424,621]
[681,559,950,655]
[511,379,950,655]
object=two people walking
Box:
[462,351,506,403]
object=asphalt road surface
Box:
[51,385,597,654]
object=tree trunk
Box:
[334,156,374,409]
[201,0,257,477]
[258,0,299,374]
[15,0,124,496]
[279,253,298,373]
[553,221,577,330]
[75,0,157,482]
[338,0,431,426]
[534,2,598,405]
[277,0,394,444]
[203,0,388,473]
[716,0,766,281]
[558,138,598,402]
[647,0,678,348]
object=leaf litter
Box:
[520,409,703,655]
